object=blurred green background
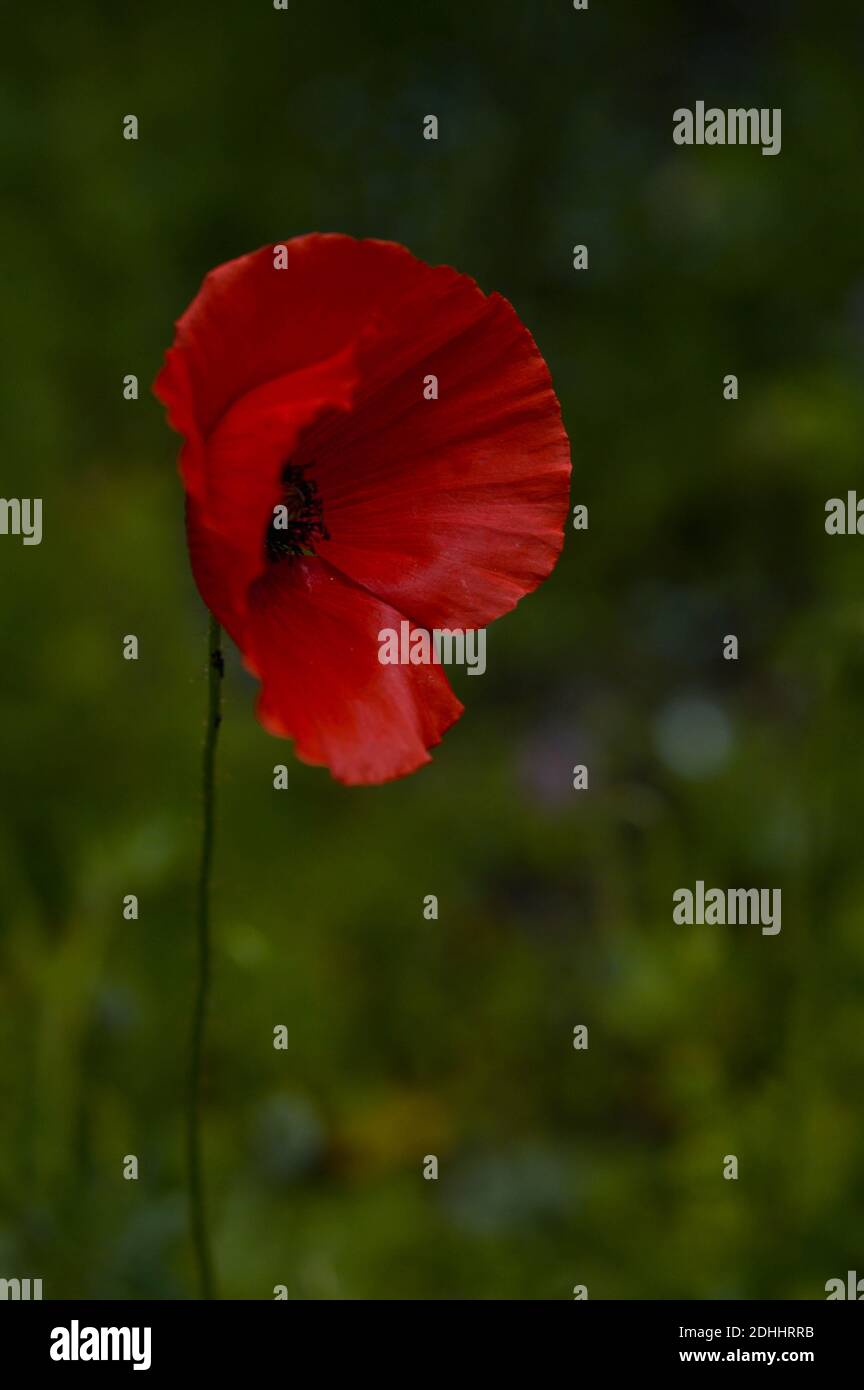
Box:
[2,0,864,1300]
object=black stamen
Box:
[265,461,329,563]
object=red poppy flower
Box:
[155,234,570,785]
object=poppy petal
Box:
[199,347,358,591]
[185,498,251,653]
[306,289,571,629]
[154,234,449,499]
[244,556,464,785]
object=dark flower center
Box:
[265,461,329,562]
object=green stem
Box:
[188,612,222,1300]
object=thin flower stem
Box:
[188,612,223,1300]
